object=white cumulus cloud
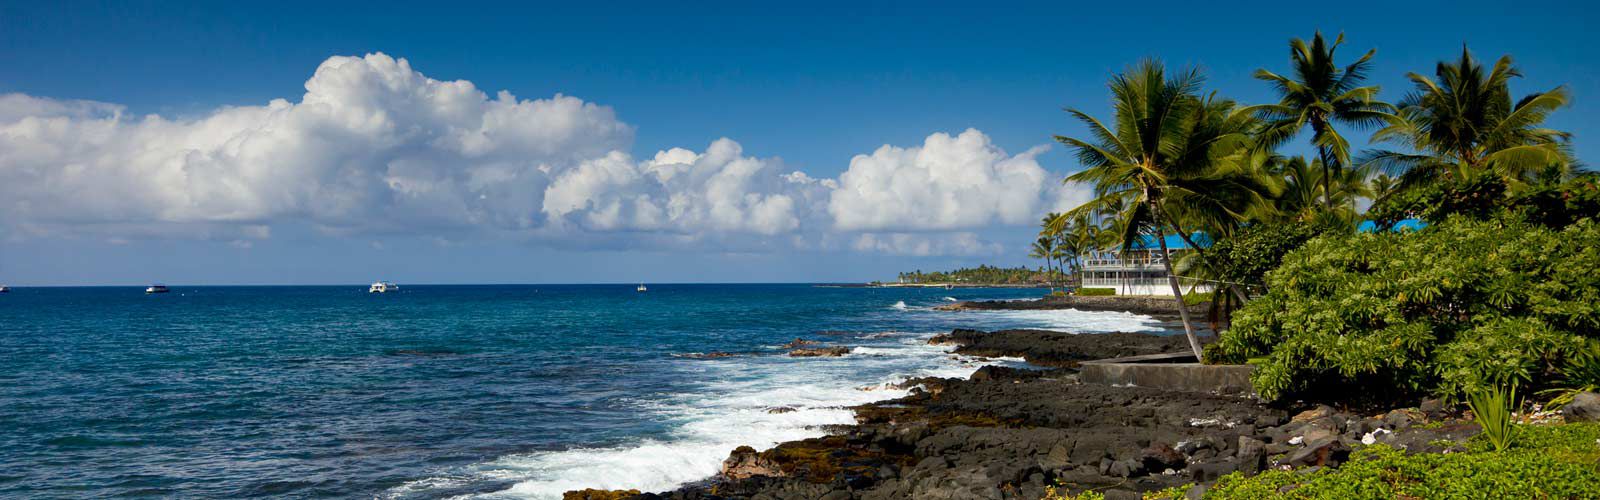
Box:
[828,128,1065,231]
[0,53,1083,256]
[542,138,827,236]
[0,53,630,238]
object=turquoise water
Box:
[0,284,1167,498]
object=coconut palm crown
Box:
[1253,32,1392,208]
[1362,47,1574,188]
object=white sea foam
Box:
[942,296,958,302]
[942,308,1164,333]
[890,301,909,310]
[386,334,1009,499]
[387,308,1155,500]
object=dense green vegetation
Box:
[1193,424,1600,499]
[894,266,1051,285]
[1042,31,1590,404]
[1208,214,1599,401]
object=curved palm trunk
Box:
[1151,202,1205,360]
[1164,218,1252,304]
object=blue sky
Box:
[1,1,1596,285]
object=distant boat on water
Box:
[369,281,400,293]
[145,285,169,294]
[0,285,10,293]
[637,283,648,292]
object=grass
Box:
[1076,287,1116,296]
[1137,423,1600,499]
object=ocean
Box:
[0,284,1168,498]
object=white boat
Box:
[145,285,169,294]
[0,285,10,293]
[636,283,648,292]
[369,281,400,293]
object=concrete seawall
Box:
[1078,353,1257,397]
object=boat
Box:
[636,283,648,292]
[0,285,9,293]
[145,285,169,294]
[369,281,399,293]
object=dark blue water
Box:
[0,284,1165,498]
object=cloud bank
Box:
[0,53,1086,255]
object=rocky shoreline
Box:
[567,329,1483,500]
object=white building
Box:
[1079,234,1213,296]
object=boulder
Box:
[721,446,783,479]
[1290,405,1335,424]
[1285,437,1347,468]
[789,346,851,357]
[1420,397,1449,418]
[1140,443,1186,472]
[782,338,819,349]
[1236,436,1266,474]
[1563,392,1600,423]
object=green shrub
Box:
[1467,384,1519,452]
[1076,287,1115,296]
[1202,424,1600,499]
[1208,216,1600,401]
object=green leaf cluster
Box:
[1199,423,1600,499]
[1208,215,1600,401]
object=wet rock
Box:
[789,347,851,357]
[564,489,642,500]
[766,406,798,414]
[782,338,820,349]
[925,329,1190,368]
[676,351,739,359]
[1563,392,1600,422]
[721,446,783,480]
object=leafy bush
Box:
[1076,287,1115,296]
[1202,220,1344,292]
[1201,424,1600,499]
[1208,216,1600,401]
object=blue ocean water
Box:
[0,284,1167,498]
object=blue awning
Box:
[1357,218,1426,232]
[1128,232,1211,250]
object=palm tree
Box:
[1028,236,1058,289]
[1362,48,1572,188]
[1055,59,1270,360]
[1253,32,1392,209]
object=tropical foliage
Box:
[1052,59,1276,357]
[1190,424,1600,499]
[1253,32,1391,209]
[1362,48,1573,188]
[1207,213,1600,401]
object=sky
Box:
[1,0,1596,285]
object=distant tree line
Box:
[896,265,1058,285]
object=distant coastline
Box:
[815,282,1053,289]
